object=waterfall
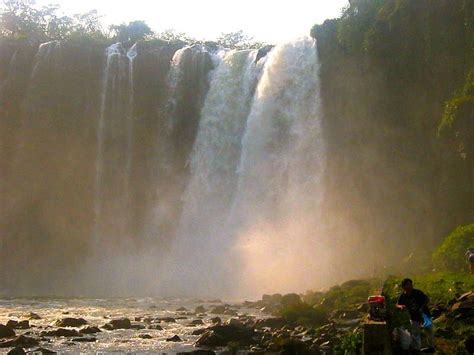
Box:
[233,38,324,225]
[164,38,326,297]
[231,37,327,296]
[94,42,136,245]
[163,50,264,293]
[148,45,214,245]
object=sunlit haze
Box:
[36,0,348,43]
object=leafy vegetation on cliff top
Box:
[432,223,474,272]
[0,0,265,48]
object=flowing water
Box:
[0,298,267,354]
[0,37,327,299]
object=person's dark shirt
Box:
[397,288,430,322]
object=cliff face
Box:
[314,0,474,277]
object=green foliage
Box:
[157,28,195,44]
[278,294,328,327]
[216,30,266,50]
[110,20,153,42]
[333,331,363,355]
[317,279,381,310]
[433,224,474,272]
[0,0,107,42]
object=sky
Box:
[36,0,348,44]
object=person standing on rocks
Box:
[396,278,435,353]
[466,248,474,274]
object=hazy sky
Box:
[36,0,348,43]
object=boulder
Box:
[210,317,221,325]
[209,306,226,314]
[7,347,26,355]
[102,318,132,330]
[255,318,287,329]
[30,348,56,354]
[7,320,30,329]
[54,318,88,328]
[195,306,206,313]
[189,319,204,327]
[195,324,257,347]
[192,328,207,336]
[0,335,39,348]
[79,326,101,335]
[22,313,41,320]
[166,335,182,342]
[41,328,81,337]
[0,324,15,338]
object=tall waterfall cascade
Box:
[95,43,137,246]
[0,37,327,297]
[164,37,327,297]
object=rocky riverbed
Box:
[0,295,364,354]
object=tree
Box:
[0,0,46,40]
[216,30,265,50]
[433,224,474,272]
[158,28,195,44]
[0,0,107,42]
[110,20,153,43]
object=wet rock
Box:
[223,309,238,316]
[72,337,96,342]
[102,318,132,330]
[22,313,41,320]
[256,45,274,62]
[189,319,204,327]
[166,335,182,342]
[0,335,39,348]
[7,320,30,329]
[225,318,245,327]
[156,317,176,323]
[147,324,163,330]
[192,328,207,336]
[79,326,101,335]
[0,324,15,338]
[7,347,26,355]
[54,318,88,328]
[210,317,221,325]
[41,328,81,337]
[209,306,226,314]
[138,334,152,339]
[255,318,287,329]
[196,324,257,347]
[30,348,56,354]
[195,305,206,313]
